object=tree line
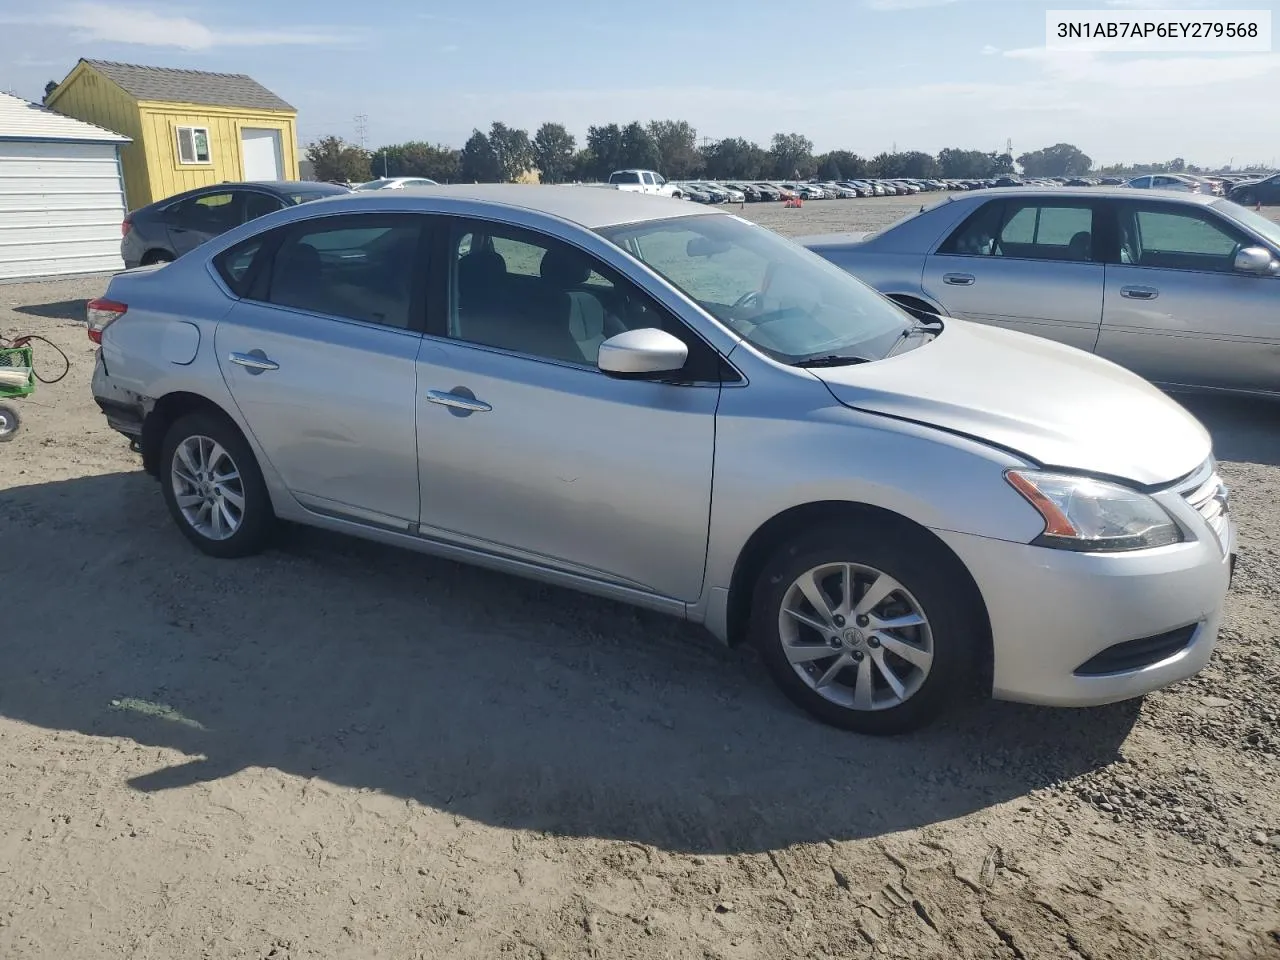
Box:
[305,120,1238,185]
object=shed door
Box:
[241,128,283,181]
[0,140,126,281]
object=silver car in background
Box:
[89,186,1234,735]
[800,187,1280,397]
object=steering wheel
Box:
[730,290,762,318]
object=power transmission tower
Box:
[354,114,368,150]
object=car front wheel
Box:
[160,411,273,558]
[751,525,976,734]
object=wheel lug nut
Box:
[856,615,870,627]
[829,637,842,648]
[833,615,846,627]
[868,636,881,648]
[852,651,864,662]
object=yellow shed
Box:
[46,59,299,210]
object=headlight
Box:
[1005,469,1182,552]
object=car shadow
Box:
[1176,393,1280,468]
[12,299,89,322]
[2,470,1142,855]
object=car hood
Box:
[812,320,1211,487]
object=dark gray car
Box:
[120,181,350,268]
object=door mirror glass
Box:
[1234,246,1277,275]
[596,328,688,377]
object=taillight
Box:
[87,298,127,343]
[121,215,132,237]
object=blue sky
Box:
[0,0,1276,168]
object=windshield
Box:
[1214,199,1280,250]
[598,213,916,364]
[354,180,391,191]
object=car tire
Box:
[0,403,19,441]
[750,523,976,735]
[141,250,175,266]
[159,411,274,558]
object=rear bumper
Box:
[91,349,145,439]
[935,519,1234,708]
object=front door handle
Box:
[426,389,491,413]
[943,273,975,285]
[1120,285,1158,300]
[229,351,279,371]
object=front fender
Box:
[694,375,1046,633]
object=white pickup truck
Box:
[595,169,684,199]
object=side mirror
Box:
[1234,246,1278,275]
[596,328,688,378]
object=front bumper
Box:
[935,509,1235,708]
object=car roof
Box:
[956,186,1220,205]
[286,183,719,229]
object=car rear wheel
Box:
[751,525,975,734]
[160,412,273,558]
[141,250,174,266]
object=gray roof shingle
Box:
[82,59,294,112]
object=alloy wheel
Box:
[171,434,245,541]
[777,562,934,711]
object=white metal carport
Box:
[0,92,130,282]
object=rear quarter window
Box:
[213,237,266,296]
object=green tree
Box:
[988,152,1015,175]
[1016,142,1092,177]
[43,79,58,103]
[305,135,371,183]
[372,141,460,182]
[618,121,660,171]
[937,147,992,178]
[459,129,500,182]
[701,137,767,180]
[899,150,939,179]
[646,119,700,179]
[586,124,624,179]
[533,122,576,183]
[817,150,867,180]
[488,122,534,182]
[768,132,814,179]
[570,148,597,182]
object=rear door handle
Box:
[1120,285,1158,300]
[228,351,279,372]
[943,273,975,285]
[426,389,491,413]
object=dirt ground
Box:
[2,196,1279,960]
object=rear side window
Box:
[609,171,640,184]
[242,192,285,222]
[213,237,266,296]
[263,215,425,329]
[939,200,1095,262]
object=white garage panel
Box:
[0,140,127,281]
[241,127,284,181]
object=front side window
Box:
[599,213,914,365]
[176,126,211,164]
[447,218,726,378]
[939,201,1094,262]
[1213,199,1280,251]
[1117,204,1248,273]
[264,215,424,328]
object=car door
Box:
[413,216,723,602]
[167,189,244,256]
[1095,200,1280,393]
[213,212,430,527]
[921,196,1105,351]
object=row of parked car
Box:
[669,172,1276,205]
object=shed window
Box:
[176,126,211,164]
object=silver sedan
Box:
[89,186,1234,734]
[799,187,1280,397]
